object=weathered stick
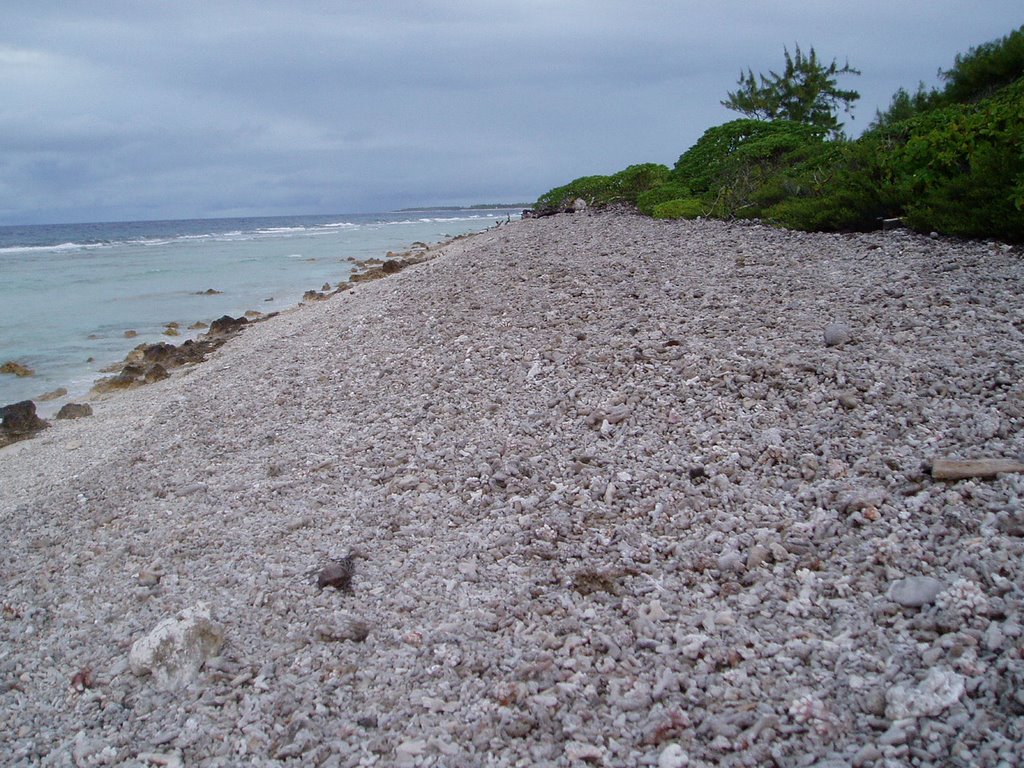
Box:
[931,458,1024,481]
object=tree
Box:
[723,45,861,138]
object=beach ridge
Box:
[1,211,1022,766]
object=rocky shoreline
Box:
[1,210,1022,767]
[0,242,449,449]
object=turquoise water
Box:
[0,210,520,411]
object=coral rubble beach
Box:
[1,210,1023,766]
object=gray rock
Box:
[885,667,965,719]
[888,576,946,607]
[56,403,93,420]
[128,603,224,690]
[823,322,852,347]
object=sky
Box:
[1,2,1021,225]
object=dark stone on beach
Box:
[121,363,146,378]
[91,368,141,394]
[525,207,558,219]
[303,290,326,301]
[381,259,403,274]
[144,339,215,368]
[145,364,169,383]
[317,556,355,592]
[196,288,223,295]
[208,315,248,336]
[1,400,48,436]
[143,342,182,365]
[56,403,93,420]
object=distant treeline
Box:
[535,26,1024,243]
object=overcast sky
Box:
[1,2,1020,225]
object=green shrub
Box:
[760,136,896,231]
[637,183,692,216]
[669,119,829,219]
[609,163,672,205]
[883,78,1024,241]
[534,175,615,213]
[652,198,706,219]
[533,163,671,214]
[672,119,826,193]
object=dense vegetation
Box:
[534,27,1024,243]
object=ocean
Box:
[0,209,521,413]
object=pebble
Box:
[658,743,689,768]
[888,576,946,608]
[823,322,852,347]
[316,556,354,591]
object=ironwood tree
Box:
[723,45,860,138]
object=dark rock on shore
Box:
[1,400,47,445]
[143,341,208,367]
[208,315,249,336]
[196,288,223,295]
[92,315,251,395]
[350,258,407,283]
[144,364,169,383]
[56,403,93,420]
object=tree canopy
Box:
[722,45,860,138]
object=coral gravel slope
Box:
[1,211,1023,767]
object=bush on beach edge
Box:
[533,26,1024,244]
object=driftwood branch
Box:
[931,458,1024,481]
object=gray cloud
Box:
[1,1,1021,223]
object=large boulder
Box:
[129,604,224,691]
[56,403,93,420]
[1,400,48,437]
[207,315,248,336]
